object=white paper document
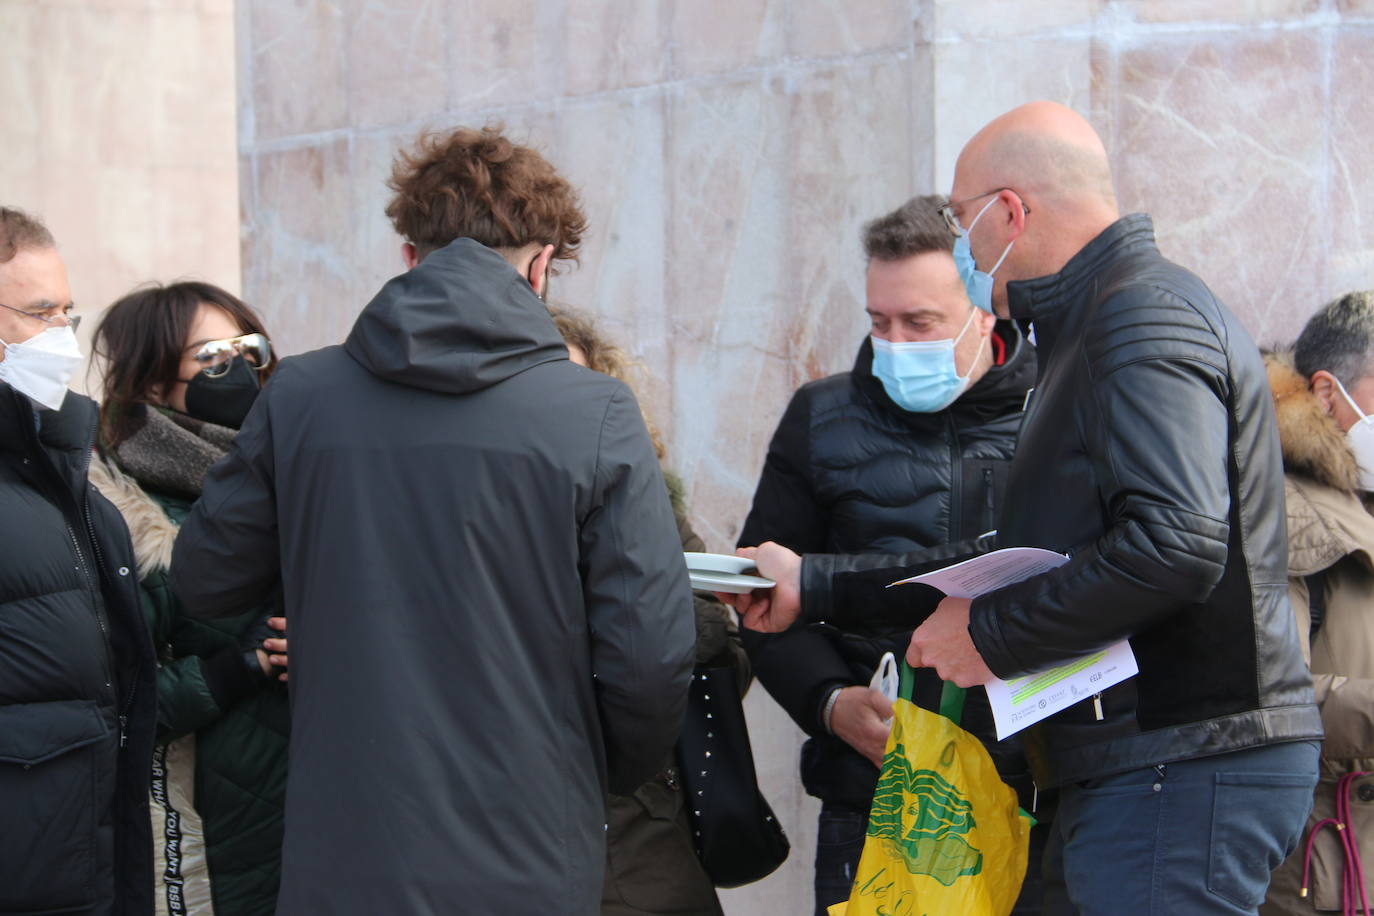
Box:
[888,546,1069,597]
[983,640,1138,740]
[889,547,1139,739]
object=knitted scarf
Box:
[108,403,238,500]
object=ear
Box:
[1000,188,1028,242]
[402,242,420,270]
[974,307,997,336]
[528,244,555,297]
[1310,369,1339,416]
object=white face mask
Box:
[1332,375,1374,491]
[0,325,83,411]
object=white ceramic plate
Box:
[684,552,758,575]
[688,570,776,594]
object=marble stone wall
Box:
[0,0,240,388]
[236,2,1374,913]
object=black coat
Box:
[738,326,1035,807]
[968,214,1322,787]
[0,388,156,916]
[170,239,696,916]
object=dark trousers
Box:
[813,800,1048,916]
[1041,741,1320,916]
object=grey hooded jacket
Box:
[170,239,696,915]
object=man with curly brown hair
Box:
[171,127,696,915]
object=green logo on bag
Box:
[868,743,982,886]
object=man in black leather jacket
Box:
[736,196,1041,916]
[744,103,1323,915]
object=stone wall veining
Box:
[237,2,1374,913]
[0,0,240,390]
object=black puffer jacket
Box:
[969,214,1321,787]
[0,387,156,916]
[739,325,1035,806]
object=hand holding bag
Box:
[830,663,1033,916]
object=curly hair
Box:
[385,126,587,265]
[548,306,666,462]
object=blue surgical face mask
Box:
[870,307,986,414]
[953,196,1015,314]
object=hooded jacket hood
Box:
[344,238,568,394]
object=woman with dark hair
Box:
[88,281,287,916]
[550,306,751,916]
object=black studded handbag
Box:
[676,663,790,888]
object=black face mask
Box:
[185,355,261,430]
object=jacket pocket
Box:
[604,776,720,913]
[0,700,111,913]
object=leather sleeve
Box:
[801,535,991,628]
[971,292,1233,678]
[580,386,696,794]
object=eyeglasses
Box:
[191,333,272,378]
[0,301,81,330]
[936,188,1031,237]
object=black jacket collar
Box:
[0,385,96,456]
[1008,213,1158,326]
[0,385,98,510]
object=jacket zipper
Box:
[83,491,138,747]
[1014,387,1036,446]
[21,406,138,801]
[982,467,995,533]
[65,519,117,699]
[947,414,963,541]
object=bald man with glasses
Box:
[741,104,1323,915]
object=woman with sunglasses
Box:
[88,281,285,916]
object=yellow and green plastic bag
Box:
[829,663,1033,916]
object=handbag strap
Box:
[899,661,967,726]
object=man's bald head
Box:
[949,103,1121,315]
[958,103,1116,211]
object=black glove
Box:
[236,614,286,681]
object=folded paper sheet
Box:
[891,547,1138,739]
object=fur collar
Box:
[1266,351,1361,495]
[88,454,178,579]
